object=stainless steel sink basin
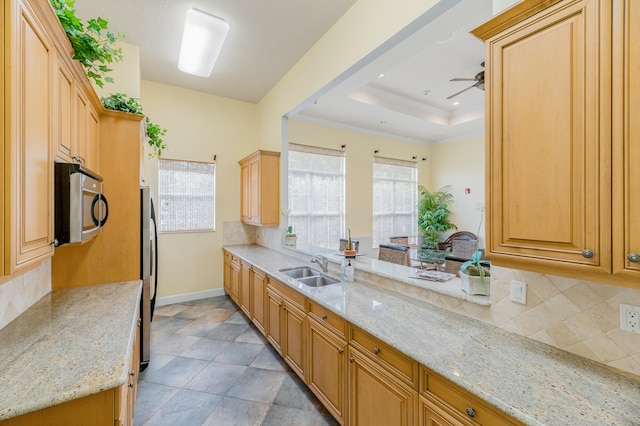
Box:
[296,275,340,287]
[279,267,322,279]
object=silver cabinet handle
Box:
[466,407,476,418]
[322,315,327,320]
[338,348,344,354]
[628,253,640,263]
[581,249,594,259]
[373,347,380,355]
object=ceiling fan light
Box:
[178,9,230,77]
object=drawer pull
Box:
[466,407,476,418]
[129,371,135,377]
[322,315,327,320]
[338,348,344,354]
[628,253,640,263]
[581,249,594,259]
[349,357,354,363]
[373,347,380,355]
[128,383,134,388]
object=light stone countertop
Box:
[224,244,640,426]
[0,281,142,421]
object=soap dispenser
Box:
[345,259,354,282]
[340,258,347,281]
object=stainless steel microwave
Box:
[54,163,109,246]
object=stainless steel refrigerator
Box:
[140,186,158,370]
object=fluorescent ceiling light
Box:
[178,9,229,77]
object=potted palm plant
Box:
[417,185,457,249]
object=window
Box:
[372,157,418,248]
[158,159,216,233]
[288,144,345,251]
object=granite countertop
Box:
[224,244,640,426]
[0,281,142,421]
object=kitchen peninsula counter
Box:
[0,281,141,421]
[224,244,640,426]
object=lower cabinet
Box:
[223,251,240,304]
[240,261,252,317]
[251,267,267,334]
[266,277,306,380]
[307,315,348,424]
[420,367,523,426]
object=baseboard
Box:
[155,288,226,307]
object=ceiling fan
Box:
[446,62,485,100]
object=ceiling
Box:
[73,0,494,146]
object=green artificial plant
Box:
[101,93,168,159]
[417,185,457,249]
[50,0,124,88]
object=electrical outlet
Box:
[620,304,640,334]
[510,280,527,304]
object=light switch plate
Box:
[510,280,527,304]
[620,303,640,334]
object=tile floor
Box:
[135,295,339,426]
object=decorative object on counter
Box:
[411,270,455,282]
[342,228,358,256]
[101,93,168,158]
[418,185,457,249]
[50,0,124,88]
[459,250,491,295]
[284,226,297,247]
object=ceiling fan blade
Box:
[449,77,475,81]
[446,84,475,99]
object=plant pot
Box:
[284,234,297,247]
[459,271,490,296]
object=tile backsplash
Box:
[252,227,640,377]
[0,259,51,330]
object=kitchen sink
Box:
[279,267,322,279]
[296,275,340,287]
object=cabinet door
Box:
[613,0,640,280]
[251,268,267,335]
[308,318,347,424]
[283,300,305,380]
[230,261,240,305]
[483,0,611,277]
[348,346,417,426]
[249,160,260,223]
[240,164,250,222]
[266,287,283,355]
[420,396,473,426]
[53,53,74,163]
[74,88,89,165]
[240,262,252,317]
[7,0,55,272]
[86,104,100,173]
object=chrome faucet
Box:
[311,255,329,273]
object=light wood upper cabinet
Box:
[238,150,280,226]
[53,52,74,163]
[4,0,56,275]
[472,0,640,287]
[612,0,640,280]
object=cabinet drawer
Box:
[267,276,305,310]
[350,325,418,389]
[422,367,521,426]
[308,301,347,339]
[224,250,240,266]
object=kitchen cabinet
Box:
[3,0,56,276]
[266,277,306,380]
[251,266,267,335]
[348,325,419,426]
[116,318,141,426]
[419,367,522,426]
[223,250,241,304]
[73,89,100,173]
[473,0,639,288]
[307,301,348,424]
[238,150,280,226]
[240,261,252,317]
[612,0,640,281]
[473,0,608,273]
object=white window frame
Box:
[158,159,216,233]
[288,143,345,251]
[372,156,418,248]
